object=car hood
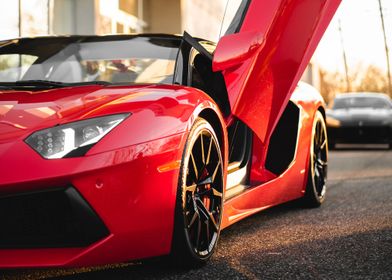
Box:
[328,108,392,124]
[0,84,156,143]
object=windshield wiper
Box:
[0,80,111,89]
[15,80,71,88]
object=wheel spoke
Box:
[318,123,323,145]
[314,166,320,177]
[206,136,213,165]
[318,170,325,186]
[209,212,219,231]
[190,151,198,180]
[316,174,322,189]
[317,158,327,167]
[200,134,205,164]
[211,159,221,182]
[320,138,327,150]
[316,164,324,177]
[188,211,198,229]
[318,124,323,145]
[186,184,197,193]
[196,198,210,220]
[198,176,213,186]
[212,187,223,198]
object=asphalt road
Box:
[2,145,392,280]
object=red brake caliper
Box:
[200,168,211,209]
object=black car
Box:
[326,92,392,149]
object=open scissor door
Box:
[213,0,341,144]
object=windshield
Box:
[333,96,392,110]
[0,36,180,85]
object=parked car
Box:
[0,0,340,268]
[326,93,392,149]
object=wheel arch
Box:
[198,108,228,178]
[198,109,225,153]
[318,105,326,120]
[302,107,328,192]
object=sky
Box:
[313,0,392,74]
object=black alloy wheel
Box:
[303,111,328,207]
[172,117,224,266]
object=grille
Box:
[330,126,391,143]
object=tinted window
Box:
[0,37,180,84]
[333,96,392,109]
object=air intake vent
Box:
[0,187,109,249]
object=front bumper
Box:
[0,132,185,268]
[328,125,392,144]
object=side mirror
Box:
[212,31,264,72]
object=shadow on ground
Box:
[331,143,390,151]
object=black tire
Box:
[329,141,336,150]
[302,111,328,208]
[171,117,224,267]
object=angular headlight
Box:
[25,113,129,159]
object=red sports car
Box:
[0,0,340,268]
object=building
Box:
[0,0,227,41]
[0,0,319,89]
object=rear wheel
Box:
[302,111,328,207]
[171,118,224,267]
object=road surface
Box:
[2,146,392,280]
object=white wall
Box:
[51,0,96,35]
[181,0,226,42]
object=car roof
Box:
[0,33,183,43]
[0,33,216,46]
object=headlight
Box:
[25,113,129,159]
[326,116,341,128]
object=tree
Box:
[319,65,390,104]
[356,65,388,93]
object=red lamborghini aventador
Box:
[0,0,340,268]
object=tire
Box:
[171,117,224,267]
[302,111,328,208]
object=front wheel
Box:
[302,111,328,207]
[171,117,224,267]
